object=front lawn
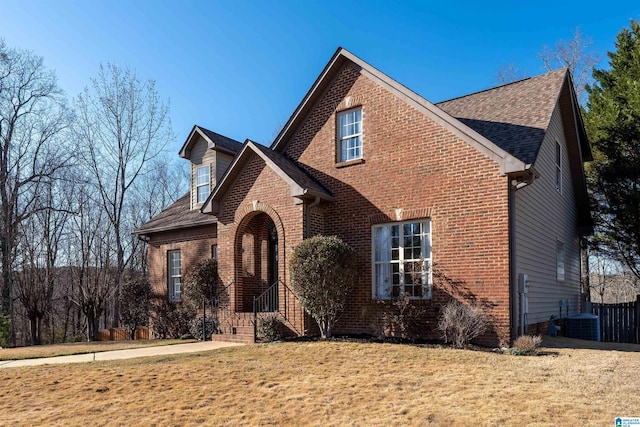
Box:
[1,339,638,425]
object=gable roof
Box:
[270,47,533,175]
[134,193,217,236]
[202,140,333,215]
[179,125,243,158]
[436,69,568,165]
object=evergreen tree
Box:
[585,20,640,280]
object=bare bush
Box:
[438,300,488,348]
[511,335,543,355]
[378,292,425,340]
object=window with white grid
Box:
[196,165,210,204]
[338,108,362,162]
[168,250,182,301]
[373,220,432,300]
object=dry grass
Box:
[1,338,639,426]
[0,339,192,361]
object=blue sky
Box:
[1,1,638,153]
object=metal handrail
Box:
[253,279,303,341]
[213,281,234,334]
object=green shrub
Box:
[257,315,284,342]
[0,314,10,347]
[290,235,357,339]
[150,299,196,339]
[189,314,216,341]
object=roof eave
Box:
[133,218,218,236]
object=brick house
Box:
[135,48,592,345]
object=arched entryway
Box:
[234,212,281,312]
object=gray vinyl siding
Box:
[216,153,234,182]
[190,136,217,210]
[514,104,581,324]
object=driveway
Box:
[0,341,244,368]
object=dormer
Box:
[179,125,243,210]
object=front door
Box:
[267,222,279,311]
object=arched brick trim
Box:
[234,201,286,245]
[233,201,287,311]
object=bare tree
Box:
[496,64,528,85]
[539,27,600,104]
[14,181,71,344]
[67,184,116,341]
[73,64,173,328]
[0,40,71,345]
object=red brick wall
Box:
[215,155,308,332]
[147,224,217,300]
[279,63,511,345]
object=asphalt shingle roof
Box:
[197,126,244,153]
[437,68,568,164]
[251,142,332,199]
[134,193,216,235]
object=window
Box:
[211,244,218,259]
[556,241,565,282]
[168,250,182,301]
[373,220,432,299]
[196,165,210,204]
[555,141,562,193]
[338,108,362,162]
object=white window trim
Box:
[371,219,432,300]
[337,107,363,162]
[555,140,562,193]
[168,250,182,302]
[556,240,565,282]
[196,165,211,204]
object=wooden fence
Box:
[98,327,150,341]
[590,296,640,344]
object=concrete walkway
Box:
[0,341,244,369]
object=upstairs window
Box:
[373,220,432,300]
[196,165,210,203]
[168,250,182,301]
[555,141,562,193]
[338,108,362,162]
[556,240,565,282]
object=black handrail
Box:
[253,280,281,340]
[253,279,303,341]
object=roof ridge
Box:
[195,125,244,145]
[436,67,568,105]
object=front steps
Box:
[212,312,255,344]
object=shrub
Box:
[257,315,284,342]
[189,314,216,341]
[290,235,357,339]
[183,258,225,305]
[150,299,196,339]
[0,314,10,348]
[378,292,425,341]
[510,335,543,355]
[437,300,488,348]
[120,271,151,340]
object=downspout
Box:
[508,181,517,342]
[508,167,536,341]
[305,195,321,238]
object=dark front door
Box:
[267,222,279,311]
